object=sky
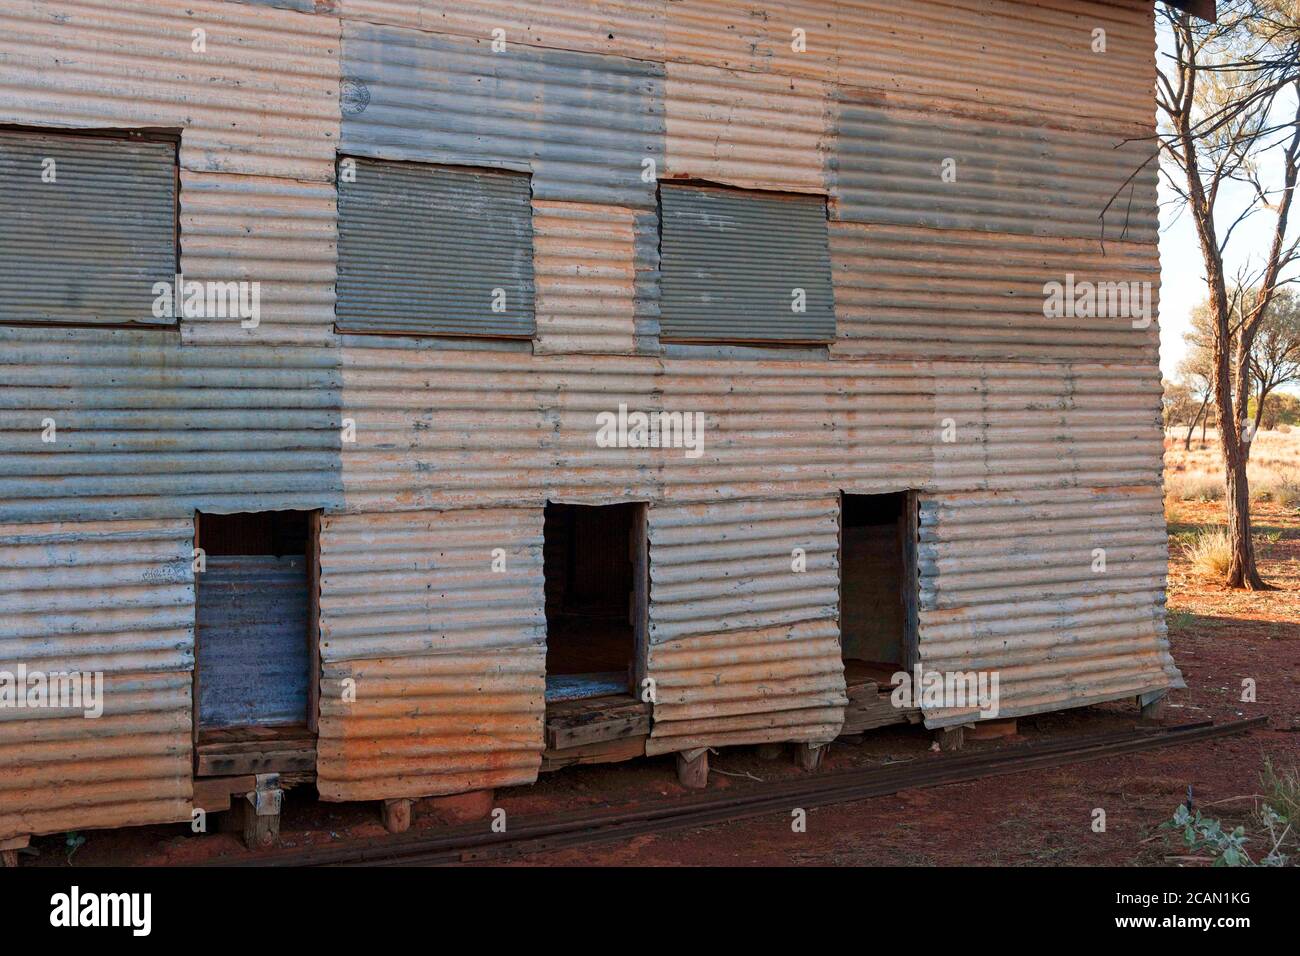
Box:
[1154,18,1299,389]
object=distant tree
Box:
[1248,287,1300,430]
[1183,287,1300,444]
[1251,389,1300,428]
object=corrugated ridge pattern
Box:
[831,222,1161,363]
[179,170,339,345]
[659,185,835,342]
[337,0,667,61]
[340,22,665,208]
[0,172,343,522]
[916,486,1182,727]
[831,103,1159,241]
[316,509,546,799]
[336,160,535,337]
[645,497,845,752]
[0,0,341,181]
[0,519,193,839]
[0,131,176,325]
[664,60,831,193]
[533,201,637,355]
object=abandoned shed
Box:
[0,0,1191,847]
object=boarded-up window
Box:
[0,129,177,326]
[336,157,535,337]
[659,183,834,343]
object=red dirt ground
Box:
[21,504,1299,868]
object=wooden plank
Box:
[196,747,317,778]
[545,695,652,749]
[541,735,646,771]
[191,774,256,812]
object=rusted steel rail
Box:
[214,718,1266,867]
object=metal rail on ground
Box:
[210,717,1267,867]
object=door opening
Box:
[839,492,916,684]
[193,510,319,777]
[543,502,645,702]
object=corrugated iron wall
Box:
[0,519,193,839]
[0,0,1179,836]
[316,508,545,800]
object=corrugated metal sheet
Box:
[0,169,343,523]
[831,221,1161,363]
[664,60,832,193]
[830,102,1159,242]
[179,170,339,346]
[316,508,545,799]
[196,555,309,728]
[337,159,535,338]
[659,184,835,342]
[917,486,1182,728]
[0,130,176,326]
[336,0,666,61]
[534,201,637,355]
[664,0,1155,131]
[340,21,665,208]
[0,0,341,181]
[645,497,845,753]
[0,518,193,840]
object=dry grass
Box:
[1164,428,1300,506]
[1181,527,1233,578]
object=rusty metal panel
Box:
[659,184,835,342]
[0,130,176,326]
[317,650,545,801]
[340,21,665,208]
[0,518,193,840]
[645,497,846,753]
[0,0,341,181]
[831,221,1161,364]
[916,486,1183,728]
[664,60,832,193]
[316,508,545,799]
[830,102,1159,242]
[196,555,309,729]
[337,159,535,338]
[534,201,637,355]
[337,0,667,61]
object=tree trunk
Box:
[1184,394,1209,451]
[1221,436,1269,590]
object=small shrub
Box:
[1182,528,1233,577]
[1173,475,1225,502]
[1278,472,1300,510]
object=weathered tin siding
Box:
[0,0,1180,833]
[917,485,1179,727]
[646,498,844,753]
[0,519,193,840]
[317,508,545,800]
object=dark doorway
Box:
[840,492,915,681]
[194,511,316,734]
[543,502,645,702]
